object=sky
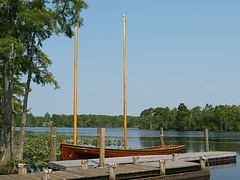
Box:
[28,0,240,117]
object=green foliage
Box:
[15,133,69,172]
[139,103,240,131]
[15,102,240,132]
[19,113,139,128]
[14,133,124,172]
[0,0,89,118]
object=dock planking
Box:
[0,162,203,180]
[49,151,237,171]
[0,151,236,180]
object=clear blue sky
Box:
[29,0,240,116]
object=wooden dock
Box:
[0,151,236,180]
[49,151,237,171]
[0,161,209,180]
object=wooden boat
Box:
[61,142,186,160]
[61,14,186,160]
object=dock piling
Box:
[18,163,27,175]
[205,129,209,152]
[99,128,105,167]
[159,159,166,175]
[81,160,89,170]
[108,163,117,180]
[172,153,179,161]
[200,155,207,170]
[160,127,164,145]
[50,127,57,161]
[132,156,140,165]
[42,168,52,180]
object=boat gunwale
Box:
[61,143,186,153]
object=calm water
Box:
[16,127,240,180]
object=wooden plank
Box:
[51,171,83,179]
[25,173,45,179]
[140,161,199,169]
[54,171,84,179]
[0,174,33,180]
[0,175,14,180]
[70,168,109,178]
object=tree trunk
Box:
[10,44,15,157]
[15,60,32,160]
[16,31,36,161]
[0,94,5,153]
[0,59,12,164]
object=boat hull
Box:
[61,143,186,160]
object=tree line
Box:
[0,0,88,165]
[17,103,240,131]
[16,113,139,128]
[139,103,240,131]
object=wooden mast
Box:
[123,14,127,149]
[73,12,78,145]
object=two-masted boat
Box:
[61,14,186,160]
[61,143,186,160]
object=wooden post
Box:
[81,160,88,170]
[205,129,209,152]
[159,159,166,175]
[160,127,164,145]
[50,127,56,161]
[108,163,117,180]
[172,153,179,161]
[99,128,105,167]
[132,156,140,165]
[43,168,52,180]
[18,163,27,174]
[97,127,101,147]
[200,155,207,170]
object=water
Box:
[15,127,239,180]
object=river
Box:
[16,127,239,180]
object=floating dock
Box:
[0,162,209,180]
[49,151,237,171]
[0,151,236,180]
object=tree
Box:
[200,104,214,130]
[0,0,88,163]
[176,103,190,131]
[189,106,202,130]
[140,108,154,129]
[16,0,88,161]
[0,0,25,163]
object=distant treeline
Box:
[15,103,240,131]
[139,103,240,131]
[15,113,139,128]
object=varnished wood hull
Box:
[61,143,186,160]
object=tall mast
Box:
[123,14,127,149]
[73,12,78,145]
